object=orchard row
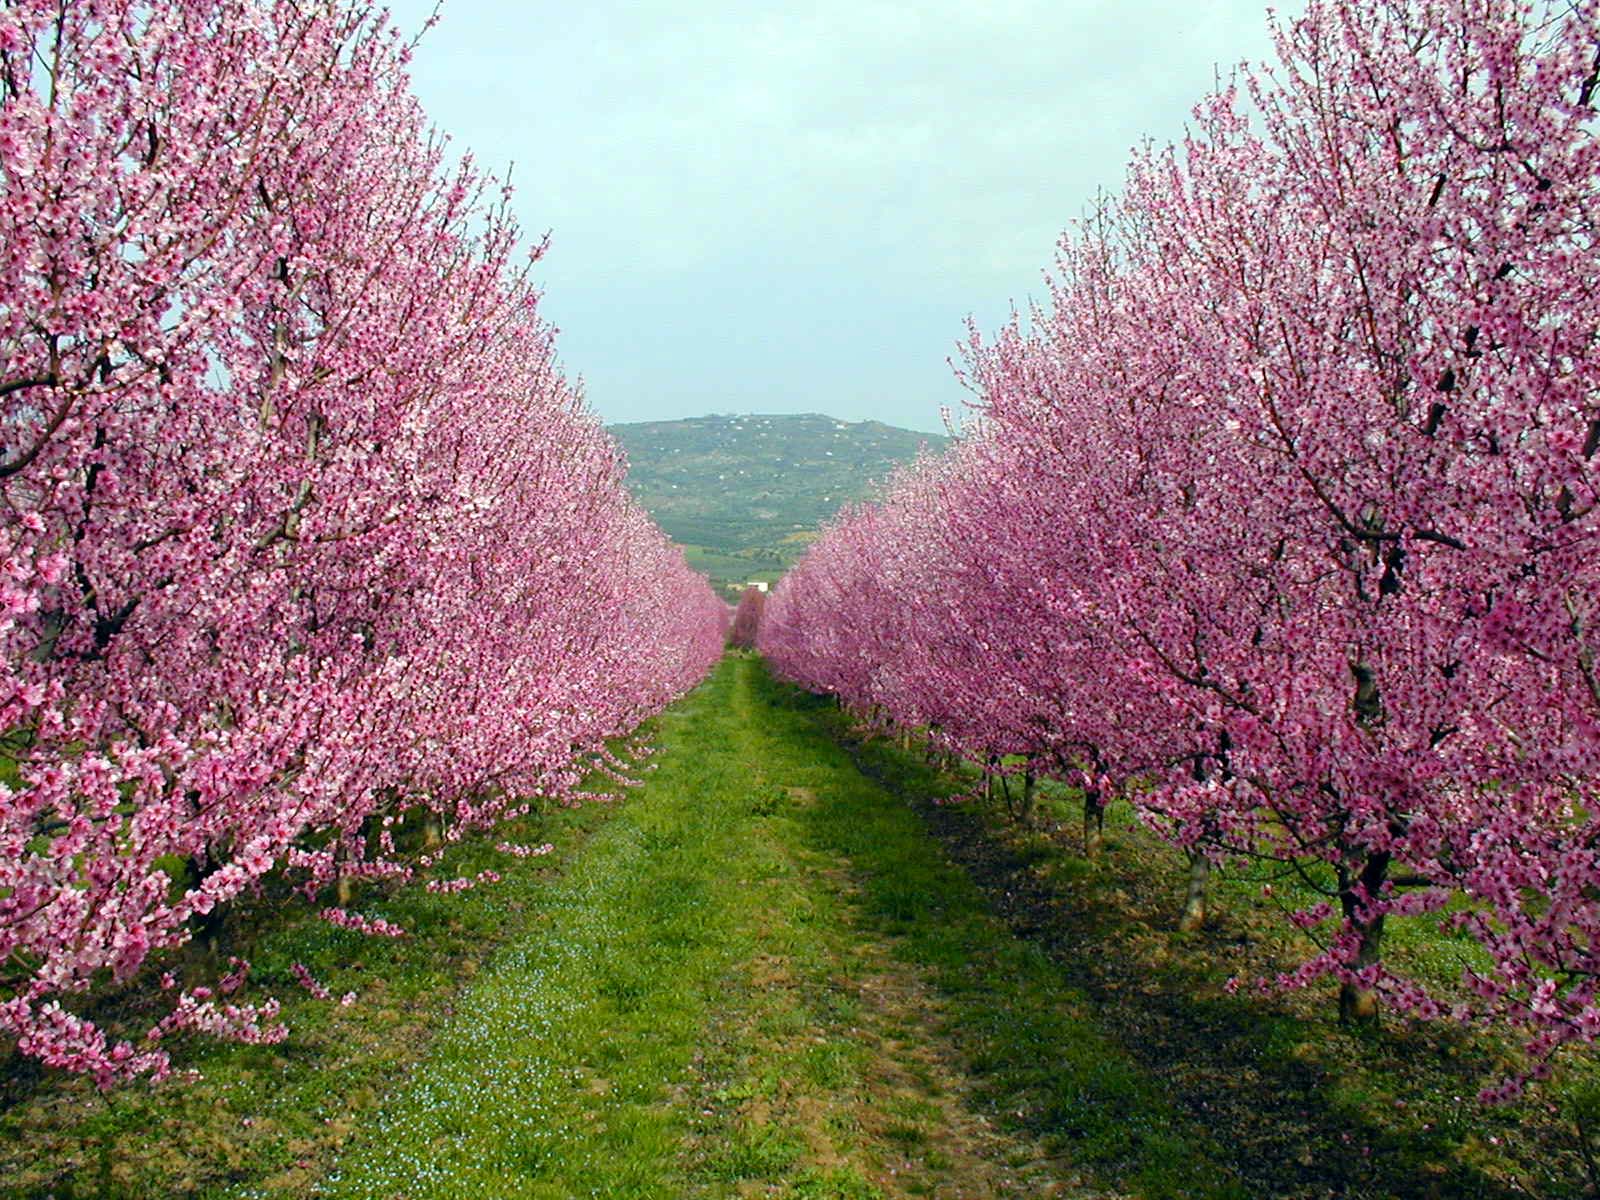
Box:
[762,0,1600,1100]
[0,1,725,1084]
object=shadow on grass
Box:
[754,665,1567,1200]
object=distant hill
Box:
[609,413,948,591]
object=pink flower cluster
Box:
[495,841,556,859]
[0,0,726,1084]
[423,868,502,895]
[763,0,1600,1091]
[314,908,394,940]
[290,963,332,1002]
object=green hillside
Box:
[610,413,948,591]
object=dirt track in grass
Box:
[318,653,1120,1199]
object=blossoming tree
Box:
[0,0,723,1084]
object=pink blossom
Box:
[0,0,725,1084]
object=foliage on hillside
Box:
[610,414,947,589]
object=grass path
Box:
[7,653,1586,1198]
[318,655,1231,1200]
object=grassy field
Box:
[4,654,1595,1197]
[0,766,631,1197]
[835,724,1600,1198]
[679,543,786,594]
[319,653,1229,1198]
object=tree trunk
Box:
[1337,850,1391,1024]
[193,906,225,960]
[1083,787,1104,857]
[424,813,444,851]
[1019,770,1037,828]
[336,874,357,907]
[1179,849,1210,931]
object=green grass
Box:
[314,654,1237,1198]
[836,715,1600,1197]
[30,652,1536,1198]
[0,779,628,1198]
[749,670,1241,1199]
[679,543,786,593]
[314,656,820,1198]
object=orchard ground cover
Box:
[0,758,631,1197]
[2,655,1215,1199]
[837,725,1600,1197]
[316,653,1178,1199]
[8,652,1600,1198]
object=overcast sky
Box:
[385,1,1282,435]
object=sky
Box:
[384,1,1283,435]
